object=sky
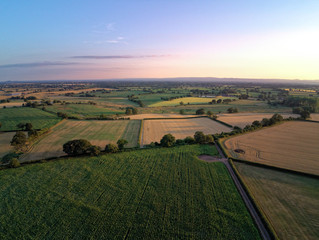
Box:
[0,0,319,81]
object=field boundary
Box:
[211,118,233,128]
[143,116,205,120]
[229,159,279,240]
[230,157,319,179]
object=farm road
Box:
[198,145,271,240]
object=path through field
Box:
[198,144,271,240]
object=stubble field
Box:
[142,117,232,145]
[0,132,15,158]
[21,120,140,162]
[224,121,319,175]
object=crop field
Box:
[217,113,299,128]
[0,107,61,131]
[142,117,232,145]
[0,145,261,239]
[0,132,15,158]
[234,162,319,240]
[45,104,123,118]
[129,113,196,119]
[21,120,140,162]
[149,96,237,107]
[311,114,319,121]
[224,121,319,175]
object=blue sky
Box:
[1,0,319,81]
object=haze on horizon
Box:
[1,0,319,81]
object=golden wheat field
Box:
[224,121,319,175]
[129,114,196,119]
[142,117,232,145]
[20,120,140,162]
[217,113,299,128]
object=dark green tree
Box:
[25,123,33,131]
[117,139,128,150]
[88,145,101,156]
[63,139,92,156]
[105,143,119,153]
[184,136,195,144]
[196,108,205,115]
[194,131,206,144]
[160,134,176,147]
[10,132,27,149]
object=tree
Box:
[217,99,222,104]
[194,131,206,144]
[300,110,310,119]
[207,111,213,117]
[105,143,119,153]
[9,158,20,168]
[132,108,138,115]
[196,108,205,115]
[10,132,27,149]
[17,123,25,130]
[117,139,128,150]
[125,108,133,115]
[25,123,33,131]
[261,118,270,126]
[252,120,261,127]
[179,109,185,115]
[63,139,92,156]
[205,134,214,144]
[88,145,101,156]
[160,134,176,147]
[184,136,195,144]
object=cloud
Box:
[71,55,171,59]
[0,61,79,68]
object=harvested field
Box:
[0,132,15,158]
[224,121,319,175]
[129,113,196,119]
[234,162,319,240]
[311,114,319,121]
[142,117,232,145]
[217,113,299,128]
[21,120,140,162]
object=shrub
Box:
[196,108,205,115]
[184,136,195,144]
[117,139,128,150]
[194,131,206,144]
[160,134,176,147]
[9,158,20,168]
[88,145,101,156]
[105,144,119,153]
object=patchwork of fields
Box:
[0,145,261,239]
[234,162,319,240]
[129,113,196,119]
[0,107,61,131]
[142,117,232,145]
[217,113,299,128]
[21,120,141,162]
[224,121,319,175]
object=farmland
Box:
[0,107,61,131]
[234,162,319,240]
[21,120,140,162]
[224,121,319,175]
[0,145,261,239]
[217,113,299,128]
[149,96,236,107]
[0,132,15,158]
[142,117,232,145]
[129,113,196,119]
[44,103,123,118]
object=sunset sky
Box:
[1,0,319,81]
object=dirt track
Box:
[198,145,271,240]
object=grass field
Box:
[217,113,299,128]
[45,104,123,118]
[21,120,140,162]
[149,96,237,107]
[234,162,319,240]
[224,121,319,175]
[129,113,196,119]
[0,145,261,239]
[0,132,15,158]
[0,107,61,131]
[142,117,232,145]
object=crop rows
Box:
[0,145,260,239]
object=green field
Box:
[149,96,237,107]
[45,104,123,118]
[21,120,141,162]
[0,145,261,239]
[234,162,319,240]
[0,107,61,131]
